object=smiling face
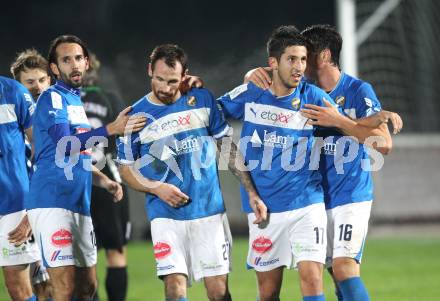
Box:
[271,45,307,89]
[19,68,51,100]
[149,58,185,105]
[50,42,89,88]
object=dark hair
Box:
[10,49,49,81]
[149,44,187,75]
[301,24,342,68]
[267,25,309,61]
[47,35,89,66]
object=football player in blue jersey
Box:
[300,24,396,301]
[10,48,53,301]
[0,76,40,301]
[217,25,337,301]
[244,25,402,301]
[26,35,146,301]
[117,44,267,301]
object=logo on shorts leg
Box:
[153,242,171,259]
[51,229,73,247]
[252,237,273,254]
[50,250,73,261]
[254,256,280,267]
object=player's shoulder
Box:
[224,81,266,102]
[36,85,65,110]
[129,95,149,114]
[188,87,212,97]
[186,87,216,106]
[0,76,33,104]
[0,76,25,94]
[38,85,59,102]
[301,80,330,101]
[342,73,374,95]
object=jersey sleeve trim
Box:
[212,124,231,139]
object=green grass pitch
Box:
[1,237,439,300]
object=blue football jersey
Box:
[0,76,34,215]
[315,72,381,209]
[26,81,93,215]
[117,88,230,221]
[218,81,336,213]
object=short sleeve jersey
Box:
[26,80,93,215]
[117,88,230,221]
[218,81,336,213]
[315,72,382,209]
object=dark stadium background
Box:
[0,0,333,100]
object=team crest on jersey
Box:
[187,96,196,106]
[335,96,345,106]
[291,98,301,110]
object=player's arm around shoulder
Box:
[300,84,344,128]
[301,84,394,154]
[351,82,394,154]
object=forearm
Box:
[217,138,258,196]
[118,164,158,194]
[337,117,392,154]
[356,111,390,128]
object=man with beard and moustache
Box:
[26,35,146,301]
[217,26,337,301]
[82,52,204,301]
[117,44,267,301]
[9,48,53,301]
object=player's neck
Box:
[270,77,295,97]
[317,66,341,93]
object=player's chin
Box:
[158,96,174,105]
[290,81,301,88]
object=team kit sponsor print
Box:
[252,237,280,267]
[154,242,172,260]
[50,229,73,262]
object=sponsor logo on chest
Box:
[139,108,210,144]
[245,103,311,130]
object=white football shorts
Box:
[247,202,327,272]
[151,213,232,285]
[27,208,97,268]
[0,210,41,266]
[326,200,372,267]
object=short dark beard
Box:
[58,70,82,88]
